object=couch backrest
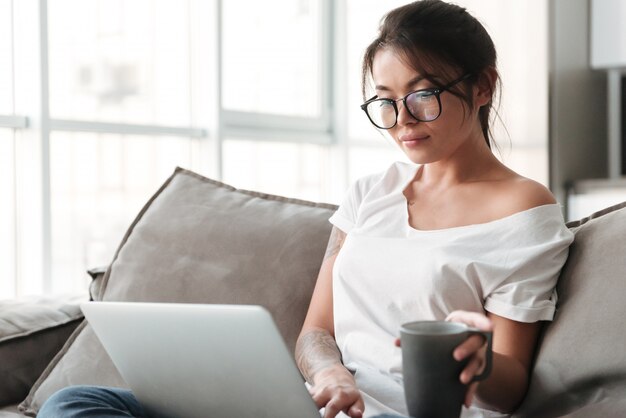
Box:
[514,201,626,417]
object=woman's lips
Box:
[399,134,430,147]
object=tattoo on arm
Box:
[323,227,346,261]
[295,329,343,384]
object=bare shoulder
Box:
[494,175,556,215]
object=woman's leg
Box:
[38,385,146,418]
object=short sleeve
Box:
[482,207,575,323]
[329,182,361,233]
[328,172,382,233]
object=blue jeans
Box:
[38,385,406,417]
[38,386,147,418]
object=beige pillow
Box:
[513,201,626,416]
[19,168,336,416]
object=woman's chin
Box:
[400,148,439,165]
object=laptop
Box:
[81,301,322,418]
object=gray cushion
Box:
[19,168,336,416]
[513,201,626,417]
[0,295,84,407]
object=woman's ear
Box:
[474,67,497,107]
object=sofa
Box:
[1,167,626,417]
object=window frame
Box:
[218,0,335,144]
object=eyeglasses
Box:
[360,73,473,130]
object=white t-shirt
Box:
[328,161,574,418]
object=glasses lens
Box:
[366,100,396,129]
[406,91,440,121]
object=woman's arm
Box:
[465,179,555,411]
[448,311,541,413]
[295,226,364,418]
[476,314,541,411]
[296,226,344,381]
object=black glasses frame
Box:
[360,73,474,129]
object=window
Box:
[49,132,198,293]
[0,129,16,298]
[2,0,551,299]
[220,0,330,135]
[48,0,194,126]
[222,139,332,202]
[44,0,210,293]
[0,0,13,114]
[219,0,337,201]
[222,0,324,118]
[458,0,549,186]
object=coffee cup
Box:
[400,320,493,418]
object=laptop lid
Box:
[81,301,321,418]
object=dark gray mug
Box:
[400,320,493,418]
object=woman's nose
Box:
[396,101,417,126]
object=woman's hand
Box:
[309,364,365,418]
[446,310,494,407]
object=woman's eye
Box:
[412,91,436,101]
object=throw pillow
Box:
[19,168,336,416]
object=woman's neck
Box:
[419,131,502,188]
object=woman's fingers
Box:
[347,398,365,418]
[323,401,341,418]
[446,310,493,331]
[459,347,485,384]
[310,383,363,418]
[310,386,331,409]
[453,334,486,361]
[444,310,492,406]
[322,391,362,418]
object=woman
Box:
[295,1,573,418]
[40,1,572,417]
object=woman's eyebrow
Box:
[405,75,426,89]
[375,75,426,92]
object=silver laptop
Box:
[81,301,321,418]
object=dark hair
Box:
[362,0,500,149]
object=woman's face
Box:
[371,48,483,165]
